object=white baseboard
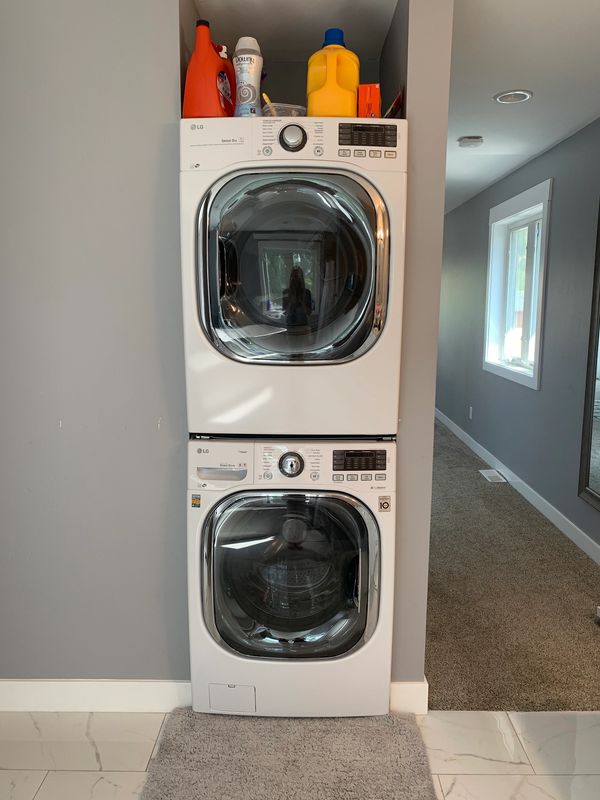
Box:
[435,408,600,566]
[390,679,429,715]
[0,680,429,714]
[0,680,192,712]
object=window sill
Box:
[483,359,540,390]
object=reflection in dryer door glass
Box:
[204,492,379,658]
[201,173,387,362]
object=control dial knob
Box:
[279,124,307,152]
[279,452,305,477]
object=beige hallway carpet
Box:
[141,708,438,800]
[427,422,600,710]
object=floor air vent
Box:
[479,469,507,483]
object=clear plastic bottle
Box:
[233,37,263,117]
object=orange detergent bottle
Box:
[183,20,235,118]
[307,28,359,117]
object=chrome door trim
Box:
[195,168,391,365]
[201,490,381,660]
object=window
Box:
[483,179,552,389]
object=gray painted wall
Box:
[381,0,454,683]
[0,1,189,678]
[0,0,453,684]
[262,59,380,109]
[437,116,600,545]
[380,0,408,113]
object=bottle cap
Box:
[235,36,261,54]
[196,19,210,27]
[323,28,345,47]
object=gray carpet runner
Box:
[427,421,600,710]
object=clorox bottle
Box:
[307,28,360,117]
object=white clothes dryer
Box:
[187,438,396,717]
[180,117,407,437]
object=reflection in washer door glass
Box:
[202,173,384,362]
[206,492,378,658]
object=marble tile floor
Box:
[1,710,599,799]
[418,711,600,799]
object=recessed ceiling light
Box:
[494,89,533,104]
[458,135,484,148]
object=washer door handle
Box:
[197,467,248,481]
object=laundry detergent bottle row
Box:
[182,19,235,118]
[307,28,359,117]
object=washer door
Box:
[199,172,389,363]
[202,491,380,658]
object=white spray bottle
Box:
[233,37,263,117]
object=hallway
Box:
[426,423,600,710]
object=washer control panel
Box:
[189,440,395,492]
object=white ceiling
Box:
[446,0,600,211]
[191,0,397,62]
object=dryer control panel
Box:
[180,117,407,172]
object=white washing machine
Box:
[187,438,396,716]
[180,117,407,437]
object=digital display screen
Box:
[338,123,397,148]
[333,449,387,471]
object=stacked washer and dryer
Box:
[180,116,407,716]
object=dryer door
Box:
[199,172,389,363]
[202,491,380,658]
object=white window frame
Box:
[483,179,552,389]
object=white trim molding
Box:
[0,680,430,714]
[483,178,552,391]
[435,408,600,566]
[390,679,429,715]
[0,680,192,712]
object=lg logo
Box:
[197,448,209,454]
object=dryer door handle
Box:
[197,467,248,482]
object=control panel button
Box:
[338,148,351,157]
[313,145,324,156]
[278,452,304,477]
[263,471,273,480]
[279,124,307,152]
[369,149,382,158]
[353,149,366,157]
[310,471,320,481]
[262,146,273,156]
[375,474,386,480]
[361,474,373,481]
[347,474,359,481]
[384,151,397,159]
[332,474,344,482]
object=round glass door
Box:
[199,172,389,363]
[202,491,380,659]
